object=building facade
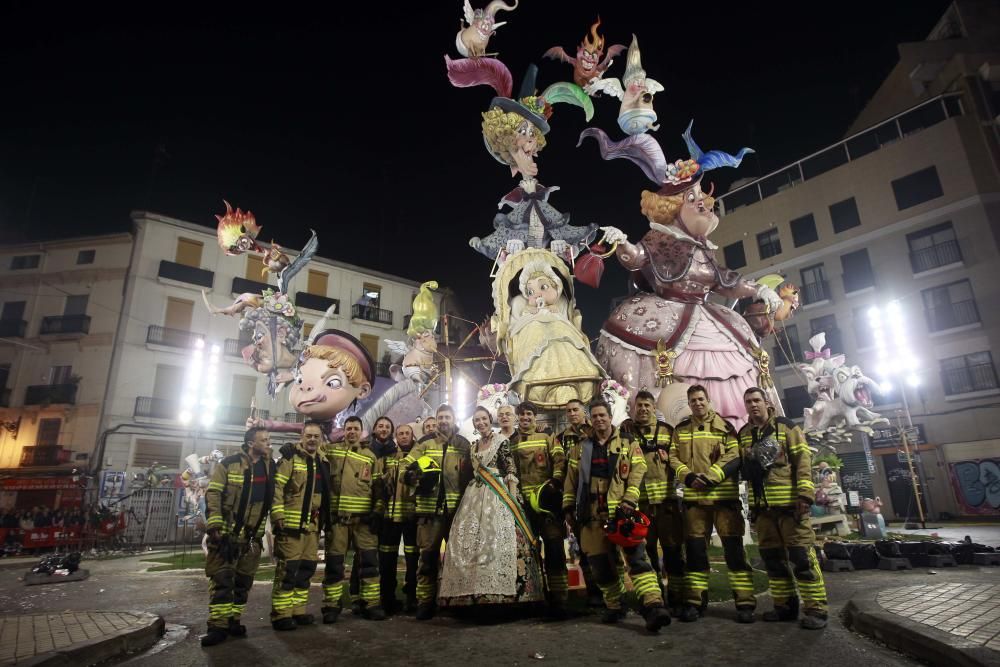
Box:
[713,1,1000,521]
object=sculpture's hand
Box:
[506,239,525,255]
[599,226,627,245]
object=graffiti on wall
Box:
[949,459,1000,515]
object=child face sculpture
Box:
[290,356,370,420]
[523,274,560,310]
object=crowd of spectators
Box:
[0,506,88,531]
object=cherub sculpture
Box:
[384,281,441,385]
[456,0,518,58]
[544,17,625,89]
[586,35,664,136]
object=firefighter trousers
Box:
[377,519,418,605]
[271,530,319,621]
[684,503,755,610]
[527,508,568,604]
[415,514,454,605]
[579,518,664,611]
[205,537,262,630]
[323,518,380,609]
[755,508,828,617]
[641,502,686,608]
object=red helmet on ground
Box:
[604,508,651,548]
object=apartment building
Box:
[712,0,1000,521]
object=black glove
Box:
[684,473,698,488]
[367,513,383,534]
[279,443,295,460]
[404,464,420,486]
[206,527,222,544]
[615,501,636,521]
[545,477,562,492]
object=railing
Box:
[942,363,999,396]
[926,299,980,332]
[146,325,205,349]
[224,337,253,357]
[24,384,78,406]
[134,396,177,419]
[718,93,964,214]
[283,412,305,424]
[910,239,963,273]
[219,405,270,426]
[19,446,71,467]
[0,320,27,338]
[157,260,214,288]
[40,314,91,336]
[800,280,830,305]
[295,291,339,313]
[843,273,875,295]
[232,276,273,295]
[352,304,393,325]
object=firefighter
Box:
[401,404,472,620]
[563,399,671,632]
[270,421,330,631]
[509,401,569,618]
[557,398,603,607]
[201,426,276,647]
[380,422,419,613]
[321,415,386,623]
[739,387,827,629]
[623,390,685,615]
[670,385,754,623]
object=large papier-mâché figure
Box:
[581,122,791,429]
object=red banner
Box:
[0,526,84,548]
[1,477,82,491]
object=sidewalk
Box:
[846,583,1000,667]
[0,611,164,666]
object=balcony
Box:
[352,304,393,326]
[800,281,831,306]
[232,276,273,295]
[926,300,980,332]
[0,320,27,338]
[158,260,214,288]
[942,363,999,396]
[39,314,91,337]
[910,240,962,273]
[19,446,72,467]
[224,337,253,357]
[134,396,269,424]
[147,325,205,349]
[295,291,340,313]
[24,384,78,406]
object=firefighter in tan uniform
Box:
[270,421,330,630]
[563,399,671,632]
[201,427,275,647]
[739,387,827,629]
[623,390,685,614]
[670,385,754,623]
[401,404,472,620]
[508,401,569,617]
[321,416,386,623]
[380,423,419,613]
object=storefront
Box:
[0,475,86,510]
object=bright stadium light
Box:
[454,377,468,422]
[179,338,220,427]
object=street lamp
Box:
[867,301,931,528]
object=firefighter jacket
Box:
[509,426,565,497]
[383,442,416,523]
[669,411,739,504]
[205,451,276,539]
[737,416,814,508]
[557,422,593,455]
[563,428,646,519]
[625,418,673,506]
[402,431,472,516]
[326,439,384,518]
[271,443,329,533]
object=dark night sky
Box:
[0,1,951,335]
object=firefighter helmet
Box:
[604,508,651,548]
[526,482,562,517]
[413,455,441,496]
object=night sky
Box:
[0,1,950,335]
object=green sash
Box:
[475,466,537,548]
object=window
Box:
[362,283,382,308]
[783,385,811,420]
[830,197,861,233]
[174,238,204,268]
[132,439,182,469]
[64,294,89,316]
[1,301,26,321]
[76,250,95,265]
[49,366,72,385]
[307,270,329,295]
[164,297,194,331]
[799,264,830,305]
[790,214,818,247]
[773,323,801,367]
[723,241,746,269]
[230,376,257,410]
[907,222,962,273]
[152,364,184,401]
[892,166,943,210]
[852,306,873,348]
[10,255,40,270]
[810,314,843,354]
[37,418,62,447]
[940,352,999,396]
[922,280,979,332]
[757,229,782,260]
[841,248,875,293]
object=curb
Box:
[15,611,165,667]
[844,591,996,667]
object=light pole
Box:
[867,301,932,528]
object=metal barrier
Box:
[115,488,181,545]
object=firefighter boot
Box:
[800,612,828,630]
[293,613,314,626]
[201,629,228,647]
[601,607,628,624]
[763,596,800,622]
[321,606,341,624]
[227,618,247,637]
[271,617,297,631]
[643,604,671,633]
[364,605,387,621]
[415,603,435,621]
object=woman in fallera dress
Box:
[437,407,545,607]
